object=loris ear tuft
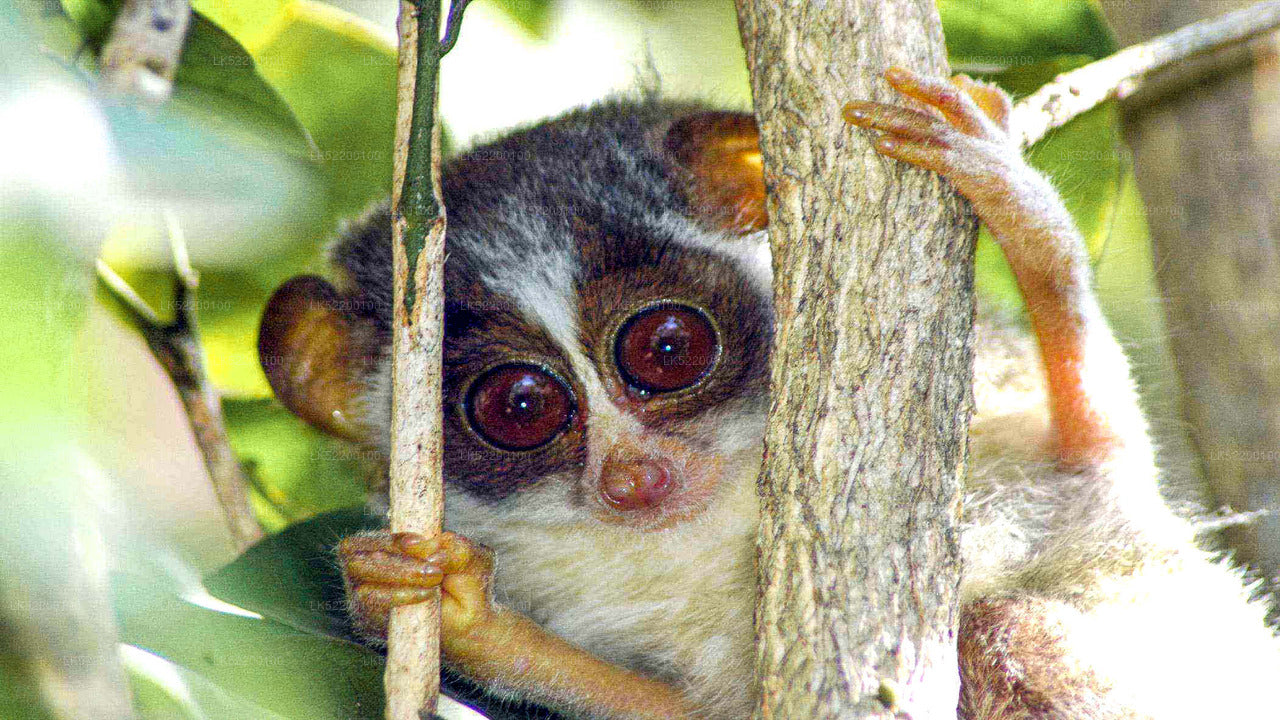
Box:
[258,275,379,442]
[664,112,766,233]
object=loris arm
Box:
[337,532,695,720]
[845,67,1147,471]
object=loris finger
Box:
[952,74,1012,133]
[884,66,992,139]
[343,553,445,587]
[395,531,492,577]
[843,101,952,146]
[870,136,958,178]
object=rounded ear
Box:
[664,112,766,233]
[258,276,379,442]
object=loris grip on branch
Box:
[257,69,1280,719]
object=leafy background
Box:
[1,0,1190,718]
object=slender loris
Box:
[257,68,1280,718]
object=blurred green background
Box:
[0,1,1192,718]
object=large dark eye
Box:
[616,304,719,393]
[466,364,574,451]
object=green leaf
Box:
[116,586,386,719]
[493,0,555,40]
[940,0,1116,68]
[205,508,381,637]
[203,511,549,719]
[170,13,317,159]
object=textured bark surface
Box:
[1101,0,1280,617]
[735,2,973,718]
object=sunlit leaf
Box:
[245,0,398,220]
[224,399,369,530]
[493,0,555,40]
[940,0,1116,69]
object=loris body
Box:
[259,70,1280,719]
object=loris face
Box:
[261,101,777,534]
[434,213,773,532]
[256,107,777,706]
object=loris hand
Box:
[337,531,497,659]
[843,66,1075,254]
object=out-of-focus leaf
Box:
[58,0,114,46]
[191,0,398,217]
[170,13,317,159]
[57,1,316,162]
[101,99,322,253]
[0,243,86,720]
[940,0,1116,69]
[245,0,397,220]
[493,0,555,40]
[0,70,130,710]
[115,583,386,719]
[53,0,325,255]
[224,399,369,530]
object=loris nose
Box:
[600,451,675,511]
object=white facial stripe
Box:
[478,234,636,440]
[499,249,580,352]
[656,212,773,294]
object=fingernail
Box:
[394,533,434,556]
[877,137,898,151]
[842,103,867,123]
[884,66,908,83]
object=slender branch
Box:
[384,0,457,716]
[97,0,192,103]
[95,259,161,327]
[1013,0,1280,148]
[439,0,477,56]
[96,214,264,551]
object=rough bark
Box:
[385,0,447,717]
[734,1,973,718]
[1100,0,1280,616]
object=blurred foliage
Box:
[494,0,555,40]
[2,0,1174,718]
[940,0,1115,68]
[112,526,387,720]
[223,398,368,532]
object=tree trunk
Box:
[1100,0,1280,618]
[735,1,973,717]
